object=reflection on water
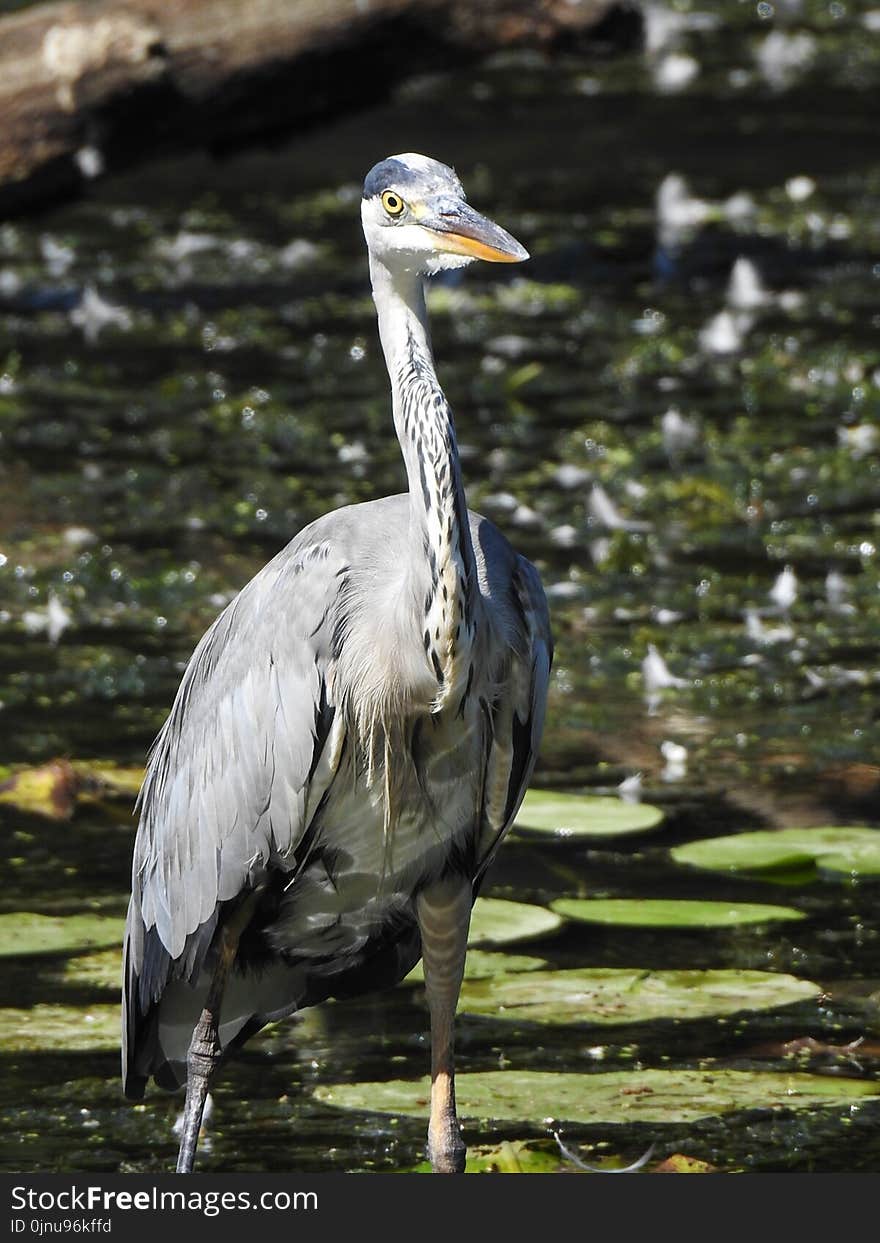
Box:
[1,0,879,1173]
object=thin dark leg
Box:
[175,901,253,1175]
[416,876,472,1174]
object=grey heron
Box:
[122,152,552,1175]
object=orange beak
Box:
[421,202,529,264]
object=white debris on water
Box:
[653,52,700,93]
[0,269,22,297]
[70,284,133,343]
[699,309,752,354]
[723,191,757,225]
[590,537,612,566]
[786,175,816,202]
[552,463,592,490]
[545,580,585,604]
[618,773,644,804]
[744,608,794,646]
[660,740,688,782]
[652,607,684,626]
[62,526,98,549]
[661,407,700,460]
[643,644,689,713]
[825,570,855,616]
[22,593,71,645]
[510,503,545,531]
[549,524,579,548]
[656,173,711,248]
[623,479,649,501]
[74,145,105,179]
[769,565,798,614]
[278,238,320,270]
[726,257,770,310]
[589,485,650,532]
[485,334,531,360]
[755,30,817,91]
[838,424,879,459]
[40,234,75,278]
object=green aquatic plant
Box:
[467,897,564,947]
[671,826,880,881]
[457,967,820,1026]
[0,913,125,958]
[0,1004,119,1051]
[550,898,805,928]
[512,790,664,840]
[314,1067,880,1126]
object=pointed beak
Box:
[419,201,529,264]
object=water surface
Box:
[1,0,879,1173]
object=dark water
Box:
[1,1,879,1172]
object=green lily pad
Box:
[513,790,664,840]
[671,827,880,880]
[314,1068,880,1125]
[403,949,548,985]
[550,898,804,928]
[0,913,125,958]
[458,968,819,1026]
[468,898,563,947]
[0,1004,120,1051]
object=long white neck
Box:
[369,253,478,710]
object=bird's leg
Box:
[176,900,253,1174]
[416,876,472,1174]
[175,932,235,1174]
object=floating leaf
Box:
[671,827,880,880]
[551,898,804,928]
[458,968,819,1026]
[513,790,664,840]
[314,1068,880,1125]
[0,761,79,820]
[403,949,548,985]
[0,913,125,958]
[0,1004,120,1051]
[468,898,563,947]
[654,1153,717,1173]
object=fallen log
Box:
[0,0,640,215]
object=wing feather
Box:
[476,554,552,880]
[123,538,348,1095]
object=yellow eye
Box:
[381,190,405,217]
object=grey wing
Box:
[123,538,347,1093]
[476,553,552,880]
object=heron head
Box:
[361,153,528,275]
